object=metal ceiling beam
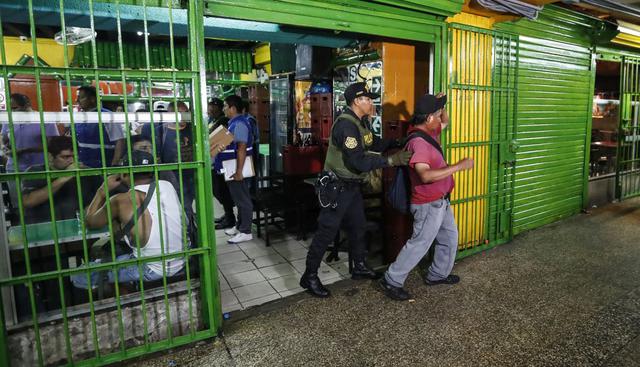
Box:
[0,0,356,48]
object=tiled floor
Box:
[216,226,350,313]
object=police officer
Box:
[300,82,412,298]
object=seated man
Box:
[22,136,99,224]
[70,150,186,289]
[130,134,181,194]
[140,102,195,219]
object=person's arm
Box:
[85,175,123,228]
[111,139,125,166]
[231,122,250,181]
[414,158,473,184]
[23,176,74,208]
[233,143,247,181]
[23,163,79,208]
[106,122,126,165]
[335,120,389,173]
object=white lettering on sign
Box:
[348,66,358,82]
[371,116,381,136]
[371,77,382,94]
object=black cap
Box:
[121,150,155,166]
[415,94,447,116]
[344,82,380,105]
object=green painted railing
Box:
[0,1,220,366]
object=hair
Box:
[209,98,223,109]
[167,101,189,112]
[10,93,31,109]
[224,95,243,112]
[78,85,97,99]
[410,113,429,126]
[47,136,73,157]
[130,134,151,146]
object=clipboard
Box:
[221,156,255,181]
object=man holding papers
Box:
[218,95,255,244]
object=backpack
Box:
[386,130,444,214]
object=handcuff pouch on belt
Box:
[315,170,342,208]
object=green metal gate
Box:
[616,56,640,199]
[0,1,221,366]
[446,23,518,258]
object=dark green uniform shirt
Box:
[324,108,396,180]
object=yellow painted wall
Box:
[446,12,493,250]
[382,42,416,121]
[3,37,75,67]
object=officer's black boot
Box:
[299,272,330,298]
[351,261,378,280]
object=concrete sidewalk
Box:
[131,198,640,367]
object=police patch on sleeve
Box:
[363,132,373,146]
[344,137,358,149]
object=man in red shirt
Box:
[380,93,474,301]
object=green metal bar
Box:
[616,58,626,199]
[0,10,13,367]
[508,35,517,241]
[1,65,197,81]
[57,1,103,360]
[160,0,178,344]
[89,0,121,361]
[139,0,154,348]
[481,29,490,242]
[190,0,222,333]
[582,52,596,209]
[167,2,196,337]
[15,4,45,365]
[0,163,201,181]
[0,249,208,286]
[27,0,75,363]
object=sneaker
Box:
[215,218,236,230]
[228,232,253,244]
[378,278,412,301]
[224,227,238,236]
[424,274,460,286]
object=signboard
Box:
[333,60,383,137]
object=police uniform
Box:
[300,82,411,298]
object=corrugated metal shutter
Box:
[203,0,463,43]
[495,6,596,234]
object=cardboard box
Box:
[209,125,234,158]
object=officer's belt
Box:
[336,177,362,189]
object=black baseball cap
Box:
[415,94,447,116]
[121,150,155,166]
[344,82,380,105]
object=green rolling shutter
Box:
[203,0,463,43]
[495,7,600,234]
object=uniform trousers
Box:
[305,184,367,273]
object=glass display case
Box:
[590,98,619,178]
[269,74,295,173]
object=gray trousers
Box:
[227,178,253,234]
[385,199,458,287]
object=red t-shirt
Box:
[406,130,454,204]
